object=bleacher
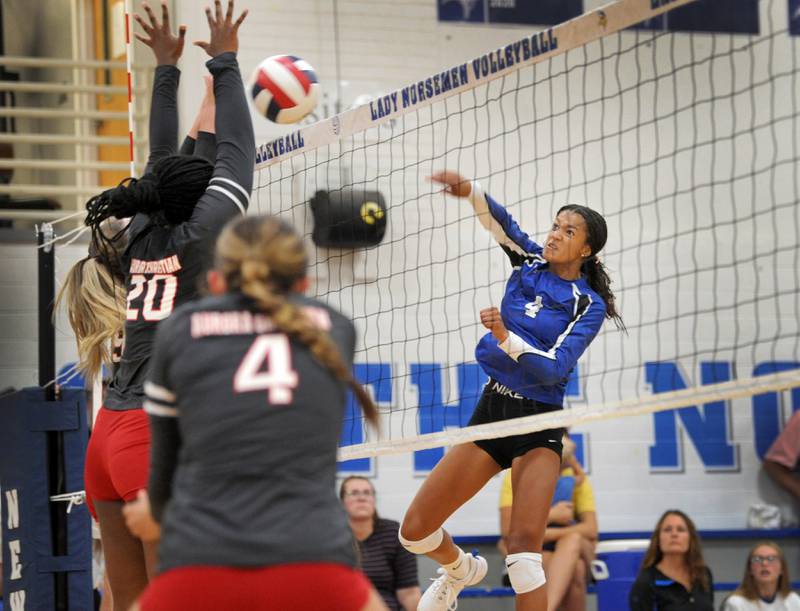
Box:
[412,529,800,611]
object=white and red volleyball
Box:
[248,55,320,124]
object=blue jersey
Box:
[470,184,606,405]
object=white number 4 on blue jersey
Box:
[524,296,543,320]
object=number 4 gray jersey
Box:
[144,292,358,572]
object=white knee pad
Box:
[398,527,444,555]
[506,552,546,594]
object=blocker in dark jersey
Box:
[105,52,254,411]
[144,292,359,572]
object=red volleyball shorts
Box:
[84,407,150,520]
[139,563,372,611]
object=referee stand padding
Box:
[0,388,93,610]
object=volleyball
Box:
[248,55,320,124]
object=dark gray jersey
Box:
[144,292,358,572]
[105,53,254,410]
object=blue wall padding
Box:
[0,387,93,610]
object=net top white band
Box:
[254,0,700,170]
[337,369,800,461]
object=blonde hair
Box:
[55,257,126,385]
[215,215,379,429]
[733,541,791,601]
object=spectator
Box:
[763,410,800,504]
[722,541,800,611]
[498,435,597,611]
[341,477,422,611]
[629,510,713,611]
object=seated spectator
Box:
[340,476,421,611]
[722,541,800,611]
[629,510,714,611]
[498,434,597,611]
[763,410,800,504]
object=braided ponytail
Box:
[217,216,379,429]
[581,256,625,331]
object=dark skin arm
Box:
[134,1,186,66]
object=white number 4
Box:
[234,335,299,405]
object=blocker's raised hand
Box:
[194,0,248,58]
[134,1,187,66]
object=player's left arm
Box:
[181,4,254,242]
[143,316,183,523]
[482,299,606,386]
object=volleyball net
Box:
[251,0,800,460]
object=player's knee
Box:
[399,508,437,543]
[557,531,583,552]
[398,526,443,555]
[506,552,546,594]
[505,528,539,554]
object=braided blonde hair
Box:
[216,215,379,429]
[55,256,126,385]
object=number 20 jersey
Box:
[104,52,253,411]
[104,222,225,411]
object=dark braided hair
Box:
[557,204,625,331]
[84,155,214,268]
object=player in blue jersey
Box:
[399,170,623,611]
[77,2,253,608]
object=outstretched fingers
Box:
[141,1,158,30]
[160,1,171,32]
[234,8,248,29]
[194,0,247,57]
[133,13,149,35]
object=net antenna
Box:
[250,0,800,460]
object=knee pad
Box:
[506,552,546,594]
[398,527,444,555]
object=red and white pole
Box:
[124,0,136,177]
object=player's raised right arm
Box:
[134,1,187,173]
[430,170,542,262]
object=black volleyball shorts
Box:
[467,379,564,469]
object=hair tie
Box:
[241,259,270,282]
